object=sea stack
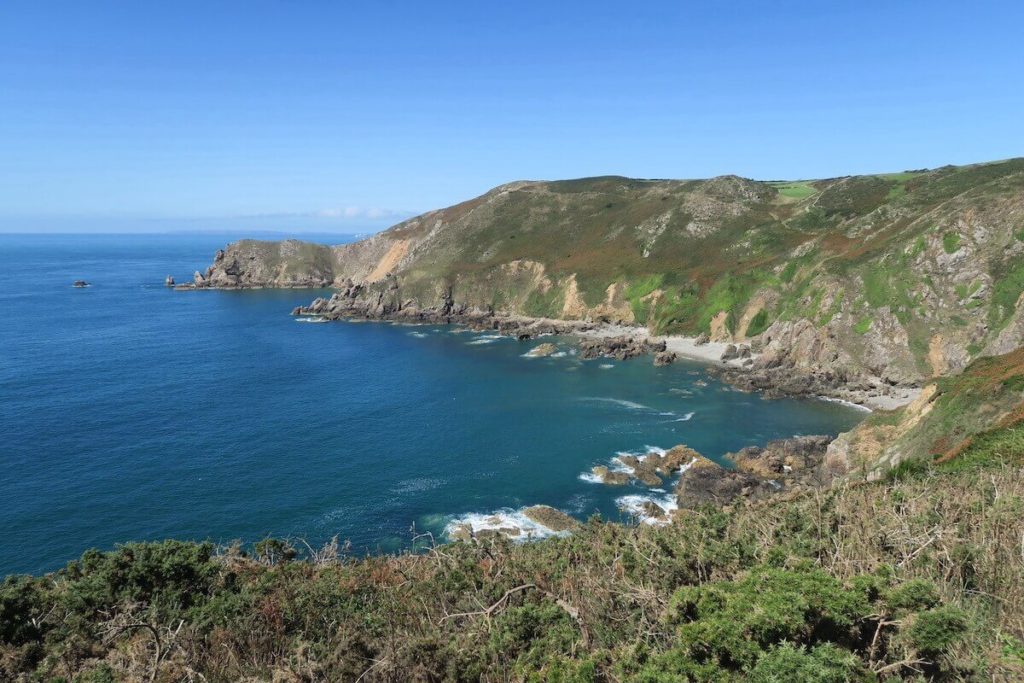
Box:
[165,275,175,287]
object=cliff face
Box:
[196,159,1024,389]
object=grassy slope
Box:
[836,347,1024,478]
[3,422,1023,681]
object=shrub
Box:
[904,606,968,657]
[885,579,940,613]
[747,642,865,683]
[746,309,771,337]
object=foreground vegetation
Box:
[3,420,1023,681]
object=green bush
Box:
[943,232,962,254]
[746,308,771,337]
[885,579,940,613]
[747,642,866,682]
[904,606,968,657]
[666,566,871,670]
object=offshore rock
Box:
[654,351,678,366]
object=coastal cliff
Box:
[194,159,1024,393]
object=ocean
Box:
[0,233,865,576]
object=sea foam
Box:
[444,507,570,541]
[616,491,679,525]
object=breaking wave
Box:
[444,507,569,541]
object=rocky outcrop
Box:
[675,436,836,508]
[525,343,559,358]
[578,336,666,361]
[675,455,771,508]
[654,351,677,366]
[592,446,700,488]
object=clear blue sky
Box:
[1,1,1022,232]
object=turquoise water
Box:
[0,234,864,576]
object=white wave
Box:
[599,363,615,369]
[582,445,668,483]
[444,507,571,541]
[580,397,652,411]
[467,334,505,345]
[672,412,695,422]
[616,492,679,526]
[408,331,429,338]
[551,351,568,358]
[818,396,873,412]
[295,316,328,323]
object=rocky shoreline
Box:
[446,434,846,542]
[288,282,919,411]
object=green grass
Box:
[745,308,771,336]
[770,181,818,199]
[624,274,665,324]
[853,317,872,334]
[938,423,1024,473]
[943,232,962,254]
[989,261,1024,328]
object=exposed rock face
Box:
[675,455,770,508]
[578,336,665,361]
[729,435,834,487]
[675,436,836,508]
[193,240,336,288]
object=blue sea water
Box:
[0,233,864,576]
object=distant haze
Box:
[1,2,1022,232]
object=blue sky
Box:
[1,1,1022,233]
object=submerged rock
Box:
[72,280,89,288]
[526,342,558,358]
